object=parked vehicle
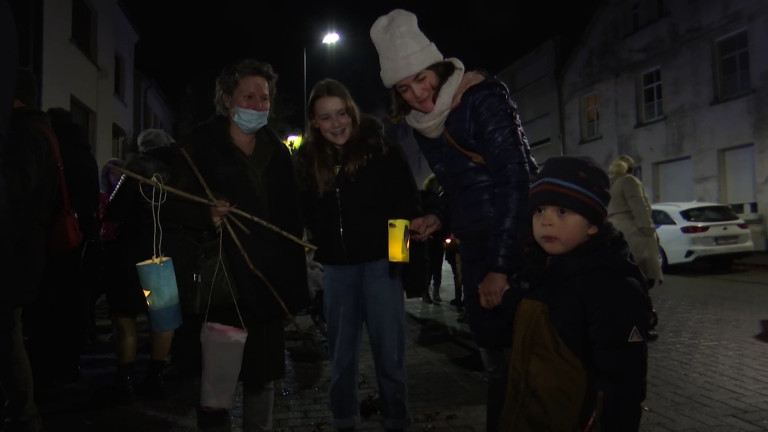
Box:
[651,201,754,271]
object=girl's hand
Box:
[410,214,441,241]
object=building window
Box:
[580,93,600,141]
[641,68,663,122]
[71,0,96,60]
[630,1,640,33]
[114,55,125,100]
[143,105,155,131]
[625,0,666,35]
[716,30,750,100]
[112,123,127,159]
[70,96,95,151]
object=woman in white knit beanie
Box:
[371,9,538,432]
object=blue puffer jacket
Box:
[414,77,537,274]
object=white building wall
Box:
[111,2,138,153]
[498,40,563,164]
[560,0,768,250]
[38,0,138,168]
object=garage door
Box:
[656,157,694,202]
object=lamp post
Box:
[303,31,340,134]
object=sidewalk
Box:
[27,252,768,431]
[734,250,768,269]
[30,272,488,432]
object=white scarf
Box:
[405,58,465,138]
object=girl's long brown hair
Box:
[304,79,388,195]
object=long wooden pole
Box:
[105,163,316,251]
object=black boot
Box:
[197,405,230,430]
[421,289,433,304]
[138,359,166,400]
[647,294,659,341]
[113,362,136,404]
[432,285,442,302]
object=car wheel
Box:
[658,246,669,274]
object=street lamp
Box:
[304,31,340,134]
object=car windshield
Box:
[679,205,739,222]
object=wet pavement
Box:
[17,252,768,431]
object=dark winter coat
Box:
[413,76,537,348]
[414,77,536,274]
[297,116,420,266]
[49,110,100,241]
[506,222,649,431]
[179,117,309,386]
[104,146,187,310]
[5,107,59,306]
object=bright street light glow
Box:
[323,32,340,44]
[305,32,341,133]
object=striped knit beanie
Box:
[528,156,611,226]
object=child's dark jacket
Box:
[504,222,649,431]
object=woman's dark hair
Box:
[387,60,457,123]
[302,79,387,195]
[214,59,277,116]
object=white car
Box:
[651,201,754,270]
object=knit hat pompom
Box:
[528,156,611,226]
[370,9,444,88]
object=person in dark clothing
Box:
[420,174,447,304]
[294,78,419,432]
[0,0,19,366]
[103,128,183,403]
[177,58,309,431]
[499,156,649,431]
[370,9,538,431]
[444,233,464,313]
[24,107,100,387]
[0,67,58,432]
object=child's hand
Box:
[478,271,509,309]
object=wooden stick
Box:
[106,163,316,251]
[221,218,302,333]
[178,148,302,332]
[225,212,250,235]
[178,149,250,235]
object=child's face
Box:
[532,205,598,255]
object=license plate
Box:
[715,236,738,245]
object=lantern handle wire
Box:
[138,173,168,260]
[204,229,246,332]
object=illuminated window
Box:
[580,93,600,141]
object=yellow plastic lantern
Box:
[388,219,410,262]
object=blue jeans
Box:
[323,259,408,430]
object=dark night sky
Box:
[123,0,603,133]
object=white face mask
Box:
[233,107,268,134]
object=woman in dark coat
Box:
[177,58,309,431]
[371,9,538,431]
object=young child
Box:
[500,156,649,432]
